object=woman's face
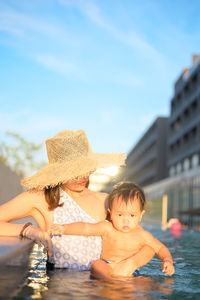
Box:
[63,173,91,192]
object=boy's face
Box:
[109,196,145,233]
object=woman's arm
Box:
[0,191,35,236]
[0,191,53,255]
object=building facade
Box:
[0,161,23,205]
[122,117,169,187]
[168,55,200,177]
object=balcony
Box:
[168,143,200,166]
[168,112,200,146]
[170,85,200,123]
[128,132,157,163]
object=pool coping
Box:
[0,236,34,265]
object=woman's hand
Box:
[23,225,53,256]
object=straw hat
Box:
[21,130,126,189]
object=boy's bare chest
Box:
[102,230,142,251]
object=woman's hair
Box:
[44,185,63,210]
[108,181,146,211]
[44,178,90,210]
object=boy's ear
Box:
[140,210,145,221]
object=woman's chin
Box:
[70,185,86,192]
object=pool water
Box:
[13,225,200,299]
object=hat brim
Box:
[21,152,126,190]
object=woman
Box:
[0,129,155,277]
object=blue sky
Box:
[0,0,200,161]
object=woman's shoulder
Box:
[23,188,44,196]
[0,189,46,219]
[88,189,108,201]
[19,189,45,204]
[97,191,109,200]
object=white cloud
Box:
[59,0,166,69]
[0,5,79,47]
[0,1,166,85]
[33,54,86,80]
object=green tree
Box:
[0,131,46,177]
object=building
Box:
[88,166,119,191]
[120,117,169,187]
[168,55,200,177]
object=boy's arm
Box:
[49,221,108,237]
[142,230,175,275]
[142,230,170,257]
[157,245,175,276]
[111,245,155,277]
[157,244,173,263]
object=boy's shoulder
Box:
[103,220,113,228]
[136,226,153,239]
[96,220,113,237]
[102,220,115,232]
[97,220,112,228]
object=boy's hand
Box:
[48,224,64,235]
[162,260,175,276]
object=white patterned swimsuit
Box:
[48,189,102,270]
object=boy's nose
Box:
[123,216,129,224]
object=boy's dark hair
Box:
[108,181,146,211]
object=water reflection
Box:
[41,269,174,300]
[16,244,49,299]
[91,276,174,300]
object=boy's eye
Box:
[118,214,122,216]
[131,214,135,217]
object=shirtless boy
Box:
[49,182,175,278]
